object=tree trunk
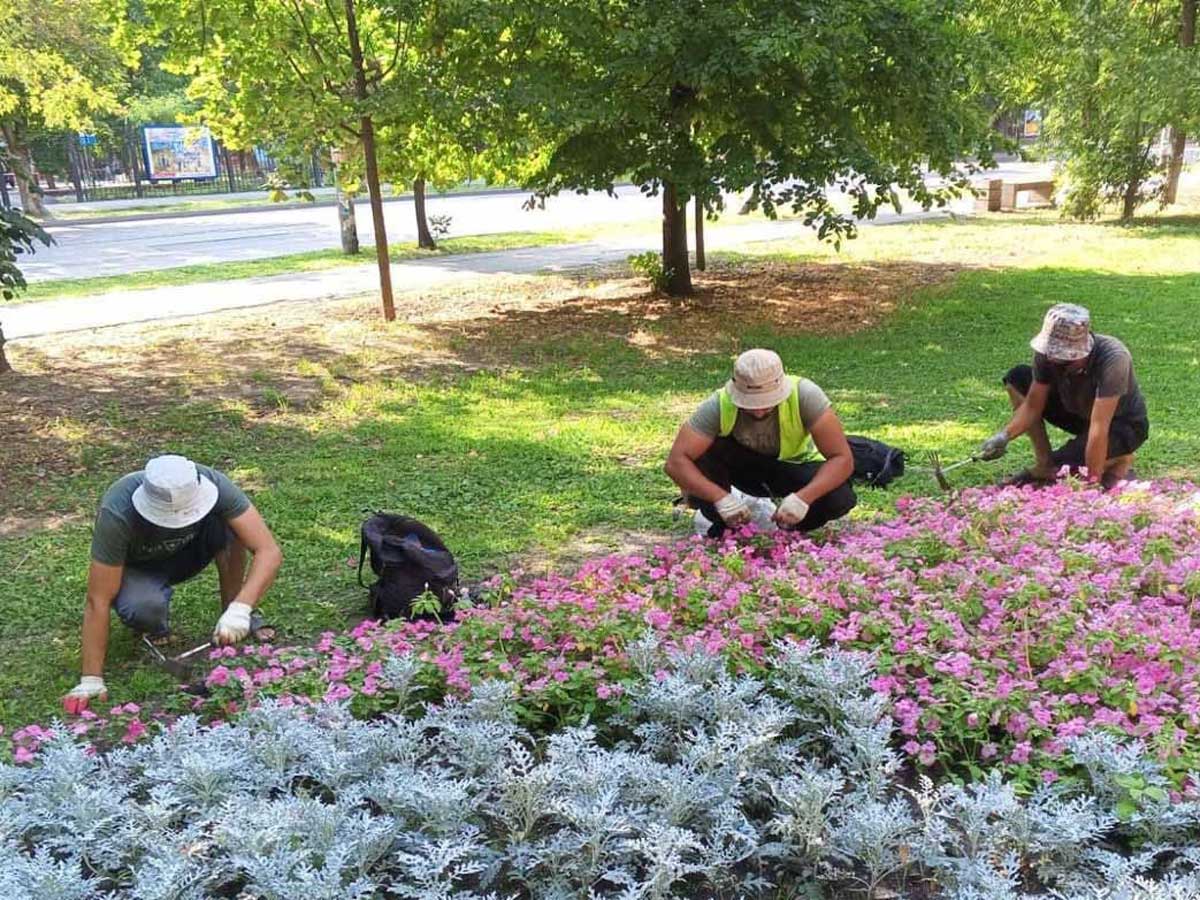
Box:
[694,196,705,271]
[0,324,11,375]
[128,125,144,198]
[334,169,360,255]
[662,181,692,296]
[414,177,436,250]
[1165,0,1197,205]
[345,0,395,321]
[222,145,237,193]
[3,123,48,218]
[66,137,85,202]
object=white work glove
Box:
[62,676,107,715]
[979,430,1010,461]
[213,601,254,646]
[714,491,753,526]
[773,493,810,528]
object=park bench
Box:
[976,177,1056,212]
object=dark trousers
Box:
[690,438,857,536]
[114,515,235,636]
[1002,365,1149,468]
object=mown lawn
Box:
[1,200,1197,732]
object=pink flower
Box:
[14,746,35,764]
[122,720,147,744]
[206,666,230,688]
[324,683,352,703]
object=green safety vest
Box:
[718,376,812,461]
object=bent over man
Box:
[665,348,856,537]
[979,303,1148,488]
[63,454,283,712]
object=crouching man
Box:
[665,348,856,537]
[62,454,283,713]
[979,303,1149,488]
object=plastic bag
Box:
[693,488,778,536]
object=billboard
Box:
[142,126,218,180]
[1022,109,1042,139]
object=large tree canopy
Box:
[0,0,132,216]
[499,0,998,295]
[982,0,1200,221]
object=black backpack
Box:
[846,435,906,488]
[357,514,460,622]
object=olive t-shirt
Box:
[687,377,832,458]
[1032,334,1147,423]
[90,466,251,566]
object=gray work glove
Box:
[978,430,1010,461]
[714,492,752,526]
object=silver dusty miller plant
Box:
[4,637,1200,898]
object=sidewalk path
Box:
[5,198,978,340]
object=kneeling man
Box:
[665,348,856,536]
[979,303,1148,487]
[63,454,283,712]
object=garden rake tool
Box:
[141,636,211,679]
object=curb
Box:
[38,185,534,228]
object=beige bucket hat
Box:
[131,455,219,529]
[726,348,792,409]
[1030,303,1095,361]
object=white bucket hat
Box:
[131,455,219,529]
[1030,303,1095,361]
[726,348,792,409]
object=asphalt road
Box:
[24,164,1050,283]
[25,185,663,282]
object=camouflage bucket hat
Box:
[1030,303,1095,361]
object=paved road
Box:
[25,185,663,282]
[24,163,1050,283]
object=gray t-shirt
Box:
[90,465,251,566]
[1033,334,1147,423]
[688,377,832,458]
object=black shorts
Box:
[1002,365,1149,466]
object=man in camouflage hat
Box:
[979,303,1148,487]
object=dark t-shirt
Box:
[90,465,251,566]
[1033,334,1147,423]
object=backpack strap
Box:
[357,523,370,587]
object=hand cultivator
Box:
[922,450,984,492]
[141,636,212,679]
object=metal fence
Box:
[50,135,326,204]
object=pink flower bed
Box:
[10,481,1200,784]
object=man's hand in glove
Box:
[714,492,752,527]
[773,493,810,528]
[62,676,107,715]
[213,601,254,646]
[978,430,1010,461]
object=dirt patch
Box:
[493,527,678,581]
[0,257,959,517]
[0,512,83,539]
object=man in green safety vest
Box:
[665,348,856,537]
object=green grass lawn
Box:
[1,205,1198,732]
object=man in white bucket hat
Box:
[62,454,283,713]
[979,303,1148,487]
[665,348,856,536]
